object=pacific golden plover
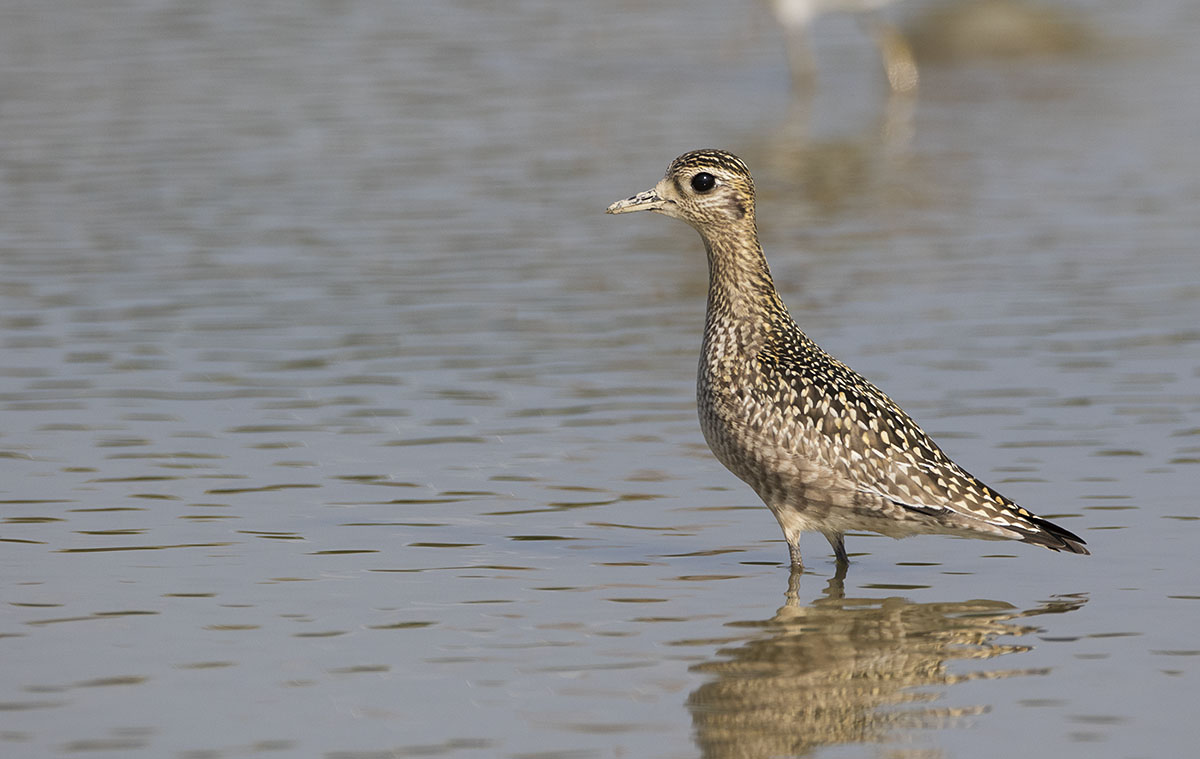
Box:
[607,148,1087,568]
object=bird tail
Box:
[1019,516,1089,555]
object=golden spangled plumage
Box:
[607,148,1088,569]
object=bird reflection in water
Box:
[686,570,1086,757]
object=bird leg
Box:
[825,531,849,565]
[860,11,919,93]
[787,540,805,571]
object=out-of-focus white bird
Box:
[769,0,919,92]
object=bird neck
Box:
[701,223,789,326]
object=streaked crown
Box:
[662,149,757,228]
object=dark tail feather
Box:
[1021,516,1089,555]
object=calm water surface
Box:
[2,1,1199,757]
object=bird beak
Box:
[606,188,666,215]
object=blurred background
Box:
[2,1,1199,757]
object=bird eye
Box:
[690,172,716,193]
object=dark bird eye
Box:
[690,172,716,193]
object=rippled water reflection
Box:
[689,577,1088,757]
[3,0,1200,757]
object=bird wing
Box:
[759,328,1031,527]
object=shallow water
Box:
[2,1,1199,757]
